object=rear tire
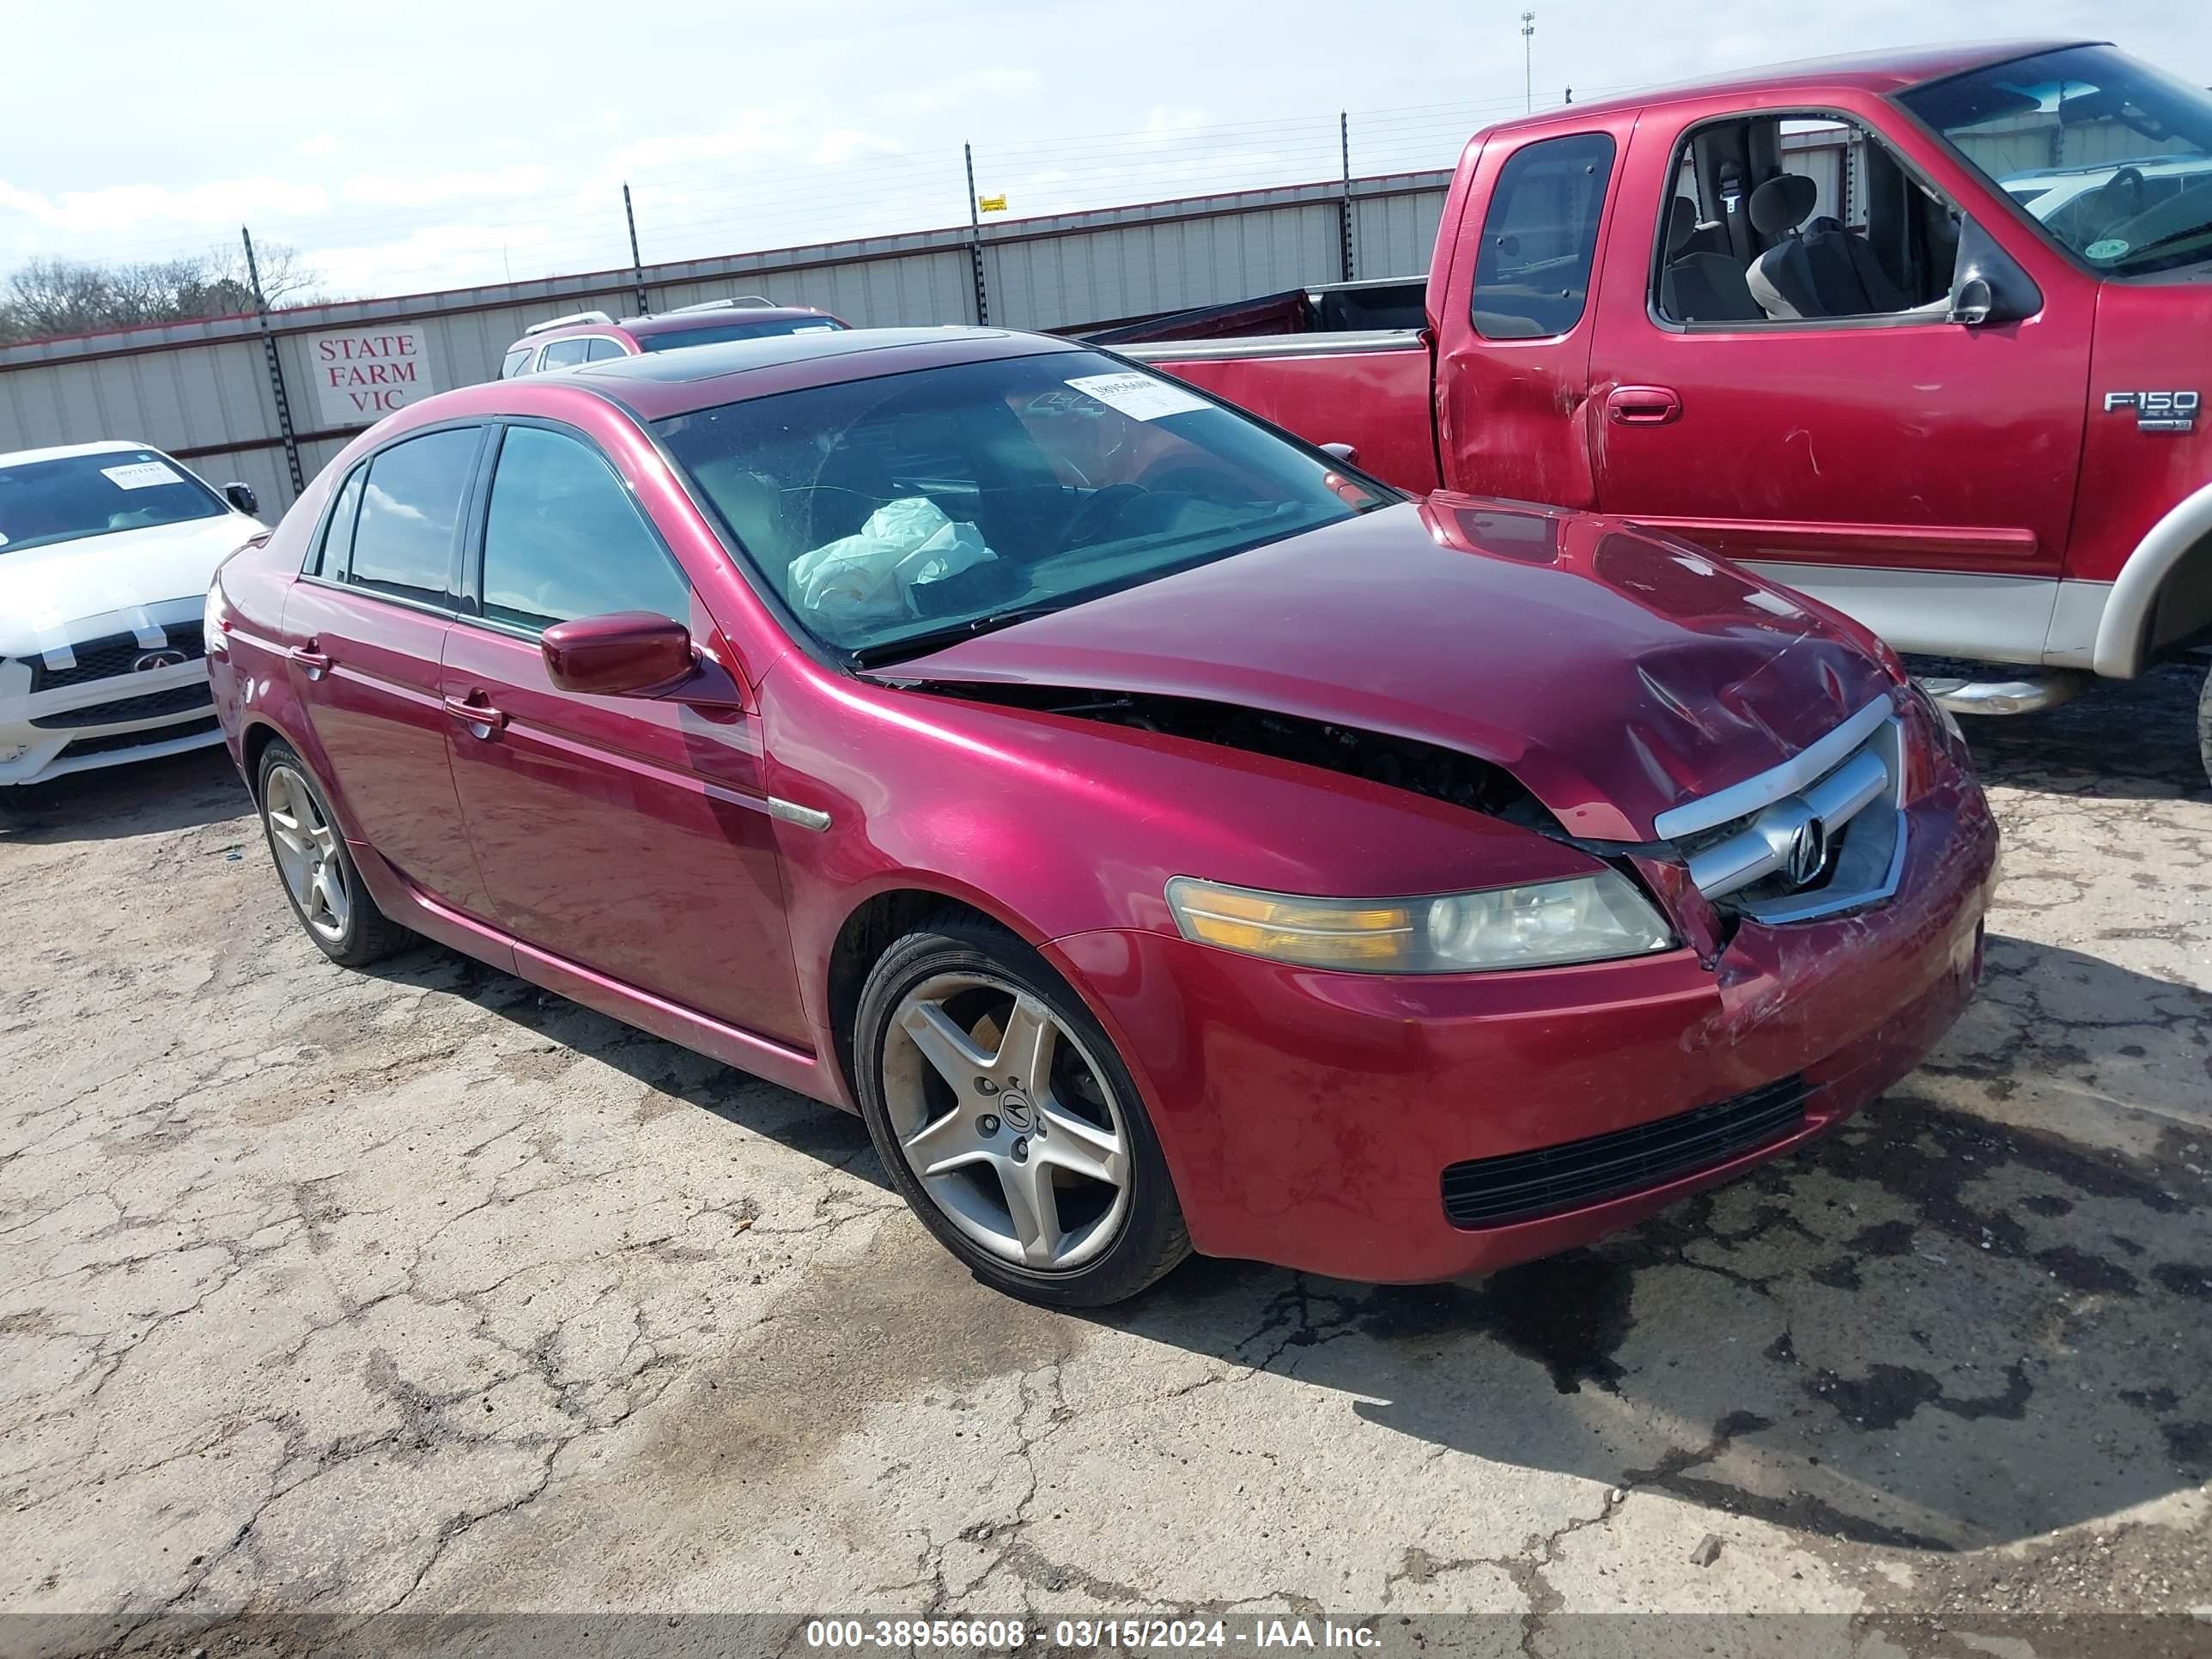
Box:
[255,741,414,967]
[852,913,1191,1307]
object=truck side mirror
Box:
[1948,218,2041,327]
[222,482,259,515]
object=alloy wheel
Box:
[264,763,349,943]
[880,970,1133,1272]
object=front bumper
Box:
[1046,757,1998,1284]
[0,602,219,787]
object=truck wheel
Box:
[2199,661,2212,789]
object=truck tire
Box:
[2199,660,2212,789]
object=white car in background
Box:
[0,441,266,796]
[2000,153,2212,246]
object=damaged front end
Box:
[885,674,1929,975]
[909,680,1547,823]
[889,675,1742,959]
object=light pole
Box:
[1520,11,1535,112]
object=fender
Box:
[2094,477,2212,678]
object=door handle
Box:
[442,693,508,738]
[288,643,331,680]
[1319,441,1358,461]
[1606,386,1683,426]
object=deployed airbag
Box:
[787,497,997,625]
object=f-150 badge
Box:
[2104,390,2199,433]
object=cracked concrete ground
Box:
[3,665,2210,1656]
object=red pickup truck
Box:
[1094,40,2212,781]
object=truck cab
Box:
[1108,41,2212,780]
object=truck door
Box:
[1434,116,1638,509]
[1586,101,2095,664]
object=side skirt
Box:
[1740,563,2112,671]
[348,841,842,1109]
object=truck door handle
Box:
[288,644,331,680]
[442,693,507,738]
[1607,386,1683,425]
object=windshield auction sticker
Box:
[1066,371,1210,422]
[99,460,184,490]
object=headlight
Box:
[1164,872,1674,975]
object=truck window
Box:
[1899,45,2212,278]
[1470,132,1615,341]
[1653,114,1960,326]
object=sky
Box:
[2,0,2207,301]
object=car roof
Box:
[363,329,1097,441]
[563,325,1082,420]
[1492,39,2103,129]
[0,438,167,469]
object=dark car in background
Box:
[500,295,845,378]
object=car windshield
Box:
[1900,45,2212,276]
[0,448,226,556]
[639,316,846,352]
[656,348,1393,665]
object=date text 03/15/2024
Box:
[804,1617,1381,1650]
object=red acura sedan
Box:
[206,327,1996,1305]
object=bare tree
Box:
[0,243,324,344]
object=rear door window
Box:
[584,337,627,362]
[308,465,366,578]
[346,428,481,607]
[1471,131,1616,339]
[477,426,691,632]
[538,337,591,370]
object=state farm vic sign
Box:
[306,327,437,428]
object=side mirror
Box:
[223,482,259,515]
[1948,217,2041,327]
[1949,276,1996,325]
[541,611,695,696]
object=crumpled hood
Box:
[887,497,1896,842]
[0,514,260,659]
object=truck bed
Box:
[1079,276,1430,346]
[1081,278,1443,495]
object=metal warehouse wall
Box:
[0,171,1450,514]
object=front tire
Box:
[2199,660,2212,789]
[256,741,413,967]
[852,914,1191,1307]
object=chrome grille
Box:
[1654,696,1907,924]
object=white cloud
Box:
[815,129,905,166]
[340,166,557,208]
[0,177,329,236]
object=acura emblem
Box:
[1784,817,1830,887]
[132,649,188,672]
